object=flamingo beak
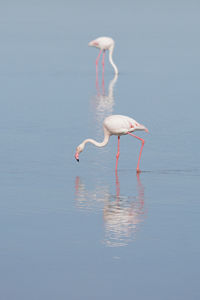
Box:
[75,152,79,162]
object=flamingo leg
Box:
[127,132,145,173]
[115,136,120,171]
[102,50,106,74]
[101,51,106,94]
[96,49,102,88]
[96,49,102,74]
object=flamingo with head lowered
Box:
[75,115,149,173]
[88,36,118,75]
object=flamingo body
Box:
[75,115,148,172]
[103,115,147,136]
[89,37,114,50]
[88,36,118,74]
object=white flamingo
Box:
[75,115,149,173]
[88,36,118,75]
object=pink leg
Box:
[96,74,100,94]
[102,50,105,75]
[115,136,120,171]
[96,49,102,88]
[96,49,102,74]
[127,132,145,173]
[102,51,105,94]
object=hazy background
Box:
[0,1,200,299]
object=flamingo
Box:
[75,115,149,173]
[88,36,118,75]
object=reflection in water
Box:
[103,173,146,247]
[91,74,118,135]
[74,174,146,247]
[75,176,110,211]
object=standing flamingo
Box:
[75,115,149,173]
[88,36,118,75]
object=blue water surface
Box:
[0,1,200,299]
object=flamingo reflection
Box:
[91,73,118,136]
[75,176,110,210]
[103,173,145,246]
[74,174,146,247]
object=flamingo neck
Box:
[109,46,118,75]
[83,129,110,148]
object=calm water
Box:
[0,1,200,299]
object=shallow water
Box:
[0,1,200,299]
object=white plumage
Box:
[103,115,147,135]
[89,37,114,50]
[88,36,118,74]
[75,115,148,173]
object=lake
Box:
[0,1,200,299]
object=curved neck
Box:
[83,129,110,148]
[109,46,118,74]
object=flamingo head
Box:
[75,143,85,162]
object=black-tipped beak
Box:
[75,152,79,162]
